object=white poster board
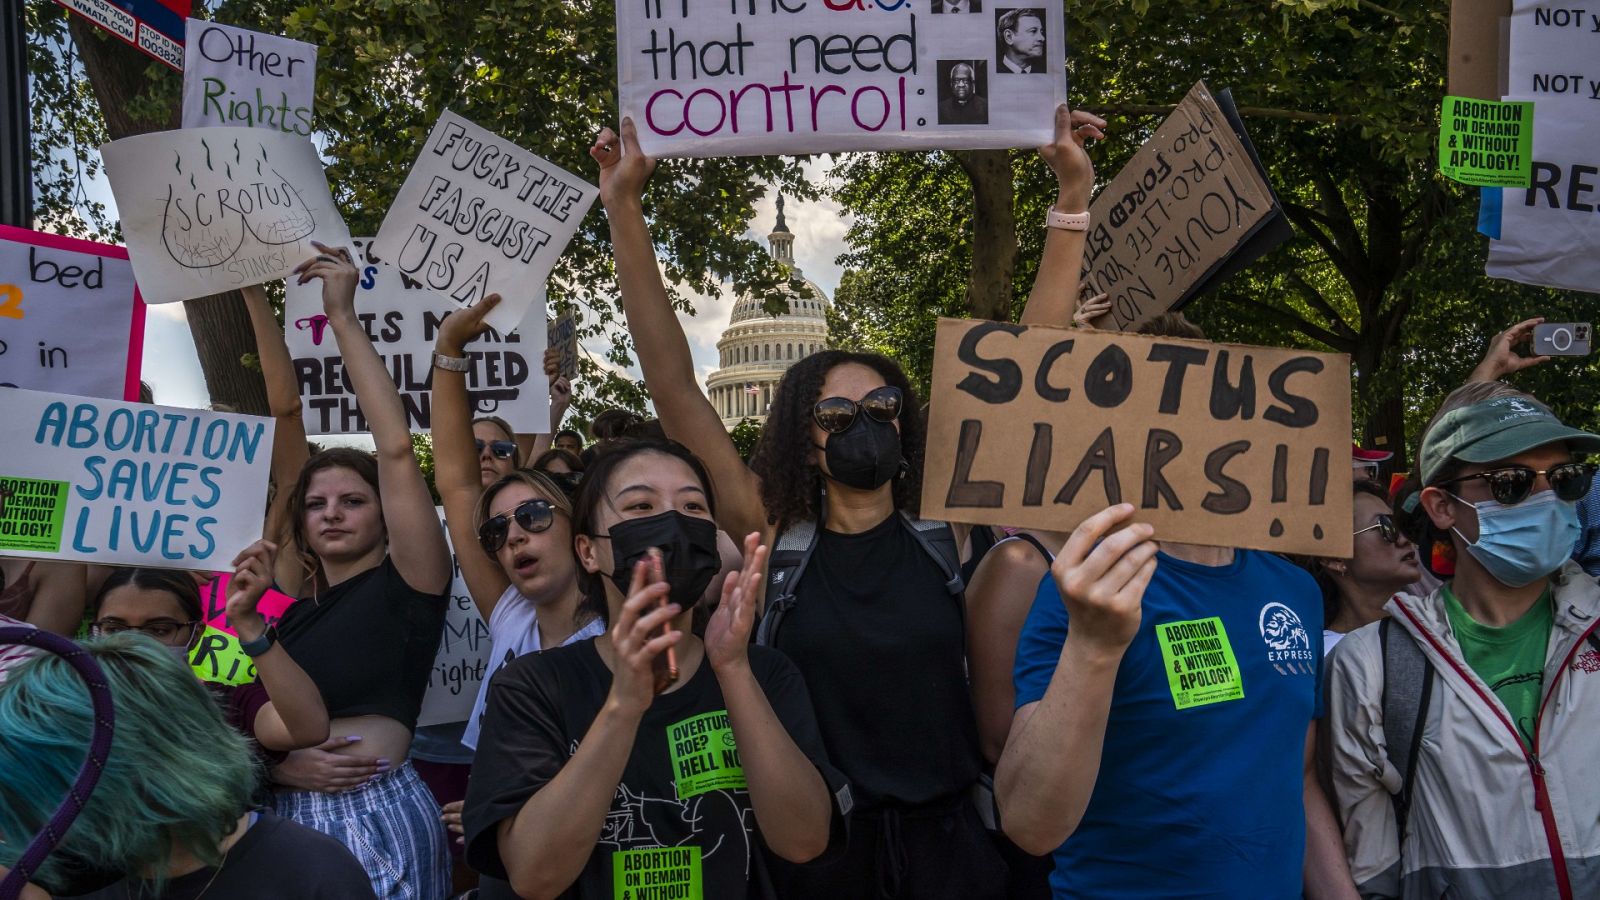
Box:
[1485,2,1600,293]
[101,127,352,303]
[616,1,1068,157]
[417,507,491,728]
[181,19,318,135]
[0,389,273,571]
[285,237,550,435]
[0,225,146,401]
[369,111,598,335]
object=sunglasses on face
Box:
[1436,462,1596,506]
[476,439,518,460]
[478,499,556,554]
[813,385,904,435]
[1353,514,1400,545]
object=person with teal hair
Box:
[0,635,377,899]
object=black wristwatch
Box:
[238,627,278,658]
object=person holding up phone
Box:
[462,440,848,900]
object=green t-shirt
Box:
[1442,584,1553,747]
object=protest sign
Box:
[921,318,1353,557]
[616,1,1068,157]
[285,237,550,434]
[181,19,317,134]
[369,111,598,335]
[1440,96,1535,187]
[1485,2,1600,294]
[547,310,579,381]
[0,388,273,571]
[417,507,490,728]
[187,573,299,686]
[1448,0,1511,100]
[53,0,189,70]
[1080,83,1283,333]
[0,225,146,401]
[101,127,352,304]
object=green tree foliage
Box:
[729,417,763,461]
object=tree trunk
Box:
[68,18,270,415]
[951,150,1016,322]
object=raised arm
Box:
[293,243,451,595]
[995,505,1156,854]
[433,296,513,619]
[226,539,329,751]
[1019,105,1105,328]
[590,120,768,541]
[21,561,87,636]
[243,284,312,593]
[1468,317,1550,383]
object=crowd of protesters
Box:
[2,104,1598,900]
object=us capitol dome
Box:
[704,196,830,428]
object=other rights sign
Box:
[182,18,318,134]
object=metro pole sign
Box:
[53,0,191,71]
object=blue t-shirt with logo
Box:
[1013,549,1323,900]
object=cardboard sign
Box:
[1440,96,1535,187]
[181,19,318,135]
[188,573,299,686]
[369,111,598,335]
[1485,2,1600,294]
[285,237,550,435]
[616,1,1068,157]
[417,507,490,728]
[100,127,352,304]
[0,388,273,571]
[1080,83,1281,332]
[920,318,1353,557]
[547,311,579,381]
[53,0,190,71]
[0,225,146,401]
[1448,0,1511,100]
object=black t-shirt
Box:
[276,556,447,731]
[464,640,846,900]
[775,513,981,807]
[65,811,377,899]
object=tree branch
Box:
[1223,295,1350,351]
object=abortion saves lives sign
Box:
[0,389,273,571]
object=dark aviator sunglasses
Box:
[478,498,556,554]
[476,439,518,460]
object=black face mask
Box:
[822,414,903,491]
[604,510,722,606]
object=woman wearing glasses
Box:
[472,416,524,486]
[590,120,1005,897]
[1310,481,1422,655]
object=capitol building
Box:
[704,197,830,428]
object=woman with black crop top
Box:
[254,244,455,900]
[591,121,1007,898]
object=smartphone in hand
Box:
[1534,323,1592,356]
[647,549,679,694]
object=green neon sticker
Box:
[1439,96,1535,188]
[613,846,702,900]
[0,477,70,553]
[1156,617,1245,710]
[667,710,744,799]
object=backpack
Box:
[754,512,966,647]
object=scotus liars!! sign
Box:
[616,0,1069,157]
[0,389,273,571]
[370,111,598,335]
[921,318,1353,557]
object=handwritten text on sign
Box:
[921,318,1353,557]
[182,18,318,134]
[1082,82,1275,333]
[285,238,549,435]
[0,388,273,570]
[417,508,491,729]
[101,127,351,304]
[617,0,1068,157]
[0,225,146,402]
[188,574,299,686]
[370,111,598,335]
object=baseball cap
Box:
[1352,443,1393,464]
[1419,395,1600,484]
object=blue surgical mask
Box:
[1450,490,1580,587]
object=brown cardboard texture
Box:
[922,318,1353,557]
[1081,82,1274,333]
[1449,0,1510,100]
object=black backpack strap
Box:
[1012,532,1054,566]
[754,520,819,647]
[900,515,965,598]
[1380,617,1434,854]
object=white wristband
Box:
[1047,209,1091,231]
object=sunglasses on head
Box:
[476,439,518,460]
[813,385,904,435]
[478,498,556,553]
[1353,514,1400,545]
[1436,462,1596,506]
